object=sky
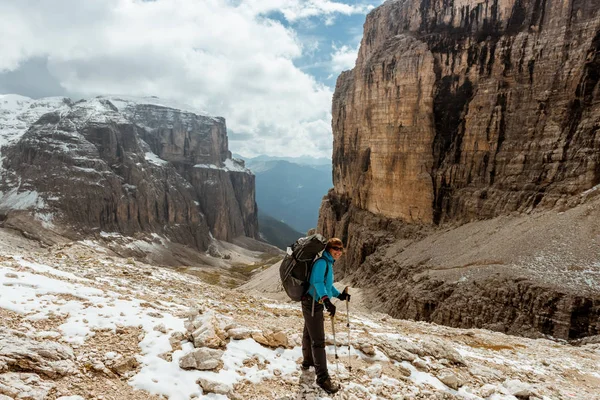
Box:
[0,0,386,159]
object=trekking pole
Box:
[345,287,352,373]
[331,315,340,376]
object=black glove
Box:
[322,297,336,317]
[337,291,351,302]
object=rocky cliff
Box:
[319,0,600,339]
[0,95,258,249]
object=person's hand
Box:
[322,297,336,317]
[337,291,351,302]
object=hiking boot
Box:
[317,377,339,394]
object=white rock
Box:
[252,329,290,348]
[57,396,86,400]
[107,356,139,376]
[420,338,465,365]
[0,372,55,400]
[412,358,429,371]
[437,370,461,390]
[0,329,76,378]
[479,383,498,397]
[227,327,253,340]
[179,348,224,370]
[376,336,422,361]
[503,379,535,397]
[365,363,383,379]
[189,314,226,349]
[197,376,232,395]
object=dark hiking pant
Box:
[301,297,328,382]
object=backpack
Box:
[279,234,327,301]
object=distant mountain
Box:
[233,153,331,167]
[240,157,333,234]
[0,95,258,249]
[257,210,304,250]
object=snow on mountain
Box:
[0,95,71,171]
[0,94,249,216]
[100,95,214,119]
[194,158,251,174]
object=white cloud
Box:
[241,0,373,21]
[330,43,360,73]
[0,0,375,158]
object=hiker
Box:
[301,237,351,395]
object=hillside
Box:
[257,210,304,250]
[1,227,600,399]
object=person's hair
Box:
[325,238,343,252]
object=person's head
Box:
[326,238,344,260]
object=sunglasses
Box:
[330,246,343,251]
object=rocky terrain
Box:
[318,0,600,339]
[0,94,258,251]
[1,227,600,400]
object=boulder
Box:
[420,338,465,365]
[437,370,461,390]
[169,331,186,351]
[503,379,536,398]
[358,342,376,356]
[189,315,227,349]
[179,348,224,370]
[376,338,418,362]
[479,384,498,397]
[412,358,429,371]
[227,327,254,340]
[365,363,383,379]
[0,372,54,400]
[197,376,233,395]
[252,329,289,348]
[107,355,139,376]
[0,329,76,378]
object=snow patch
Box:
[0,188,43,211]
[145,152,168,166]
[194,158,251,174]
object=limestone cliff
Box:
[319,0,600,339]
[330,0,599,225]
[0,95,258,248]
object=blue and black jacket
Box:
[308,250,341,301]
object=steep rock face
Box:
[0,96,258,247]
[320,0,600,338]
[331,0,600,225]
[112,99,257,241]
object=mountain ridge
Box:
[0,94,258,249]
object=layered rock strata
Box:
[0,96,258,248]
[319,0,600,339]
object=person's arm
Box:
[331,284,341,299]
[310,259,328,300]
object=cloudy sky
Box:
[0,0,385,159]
